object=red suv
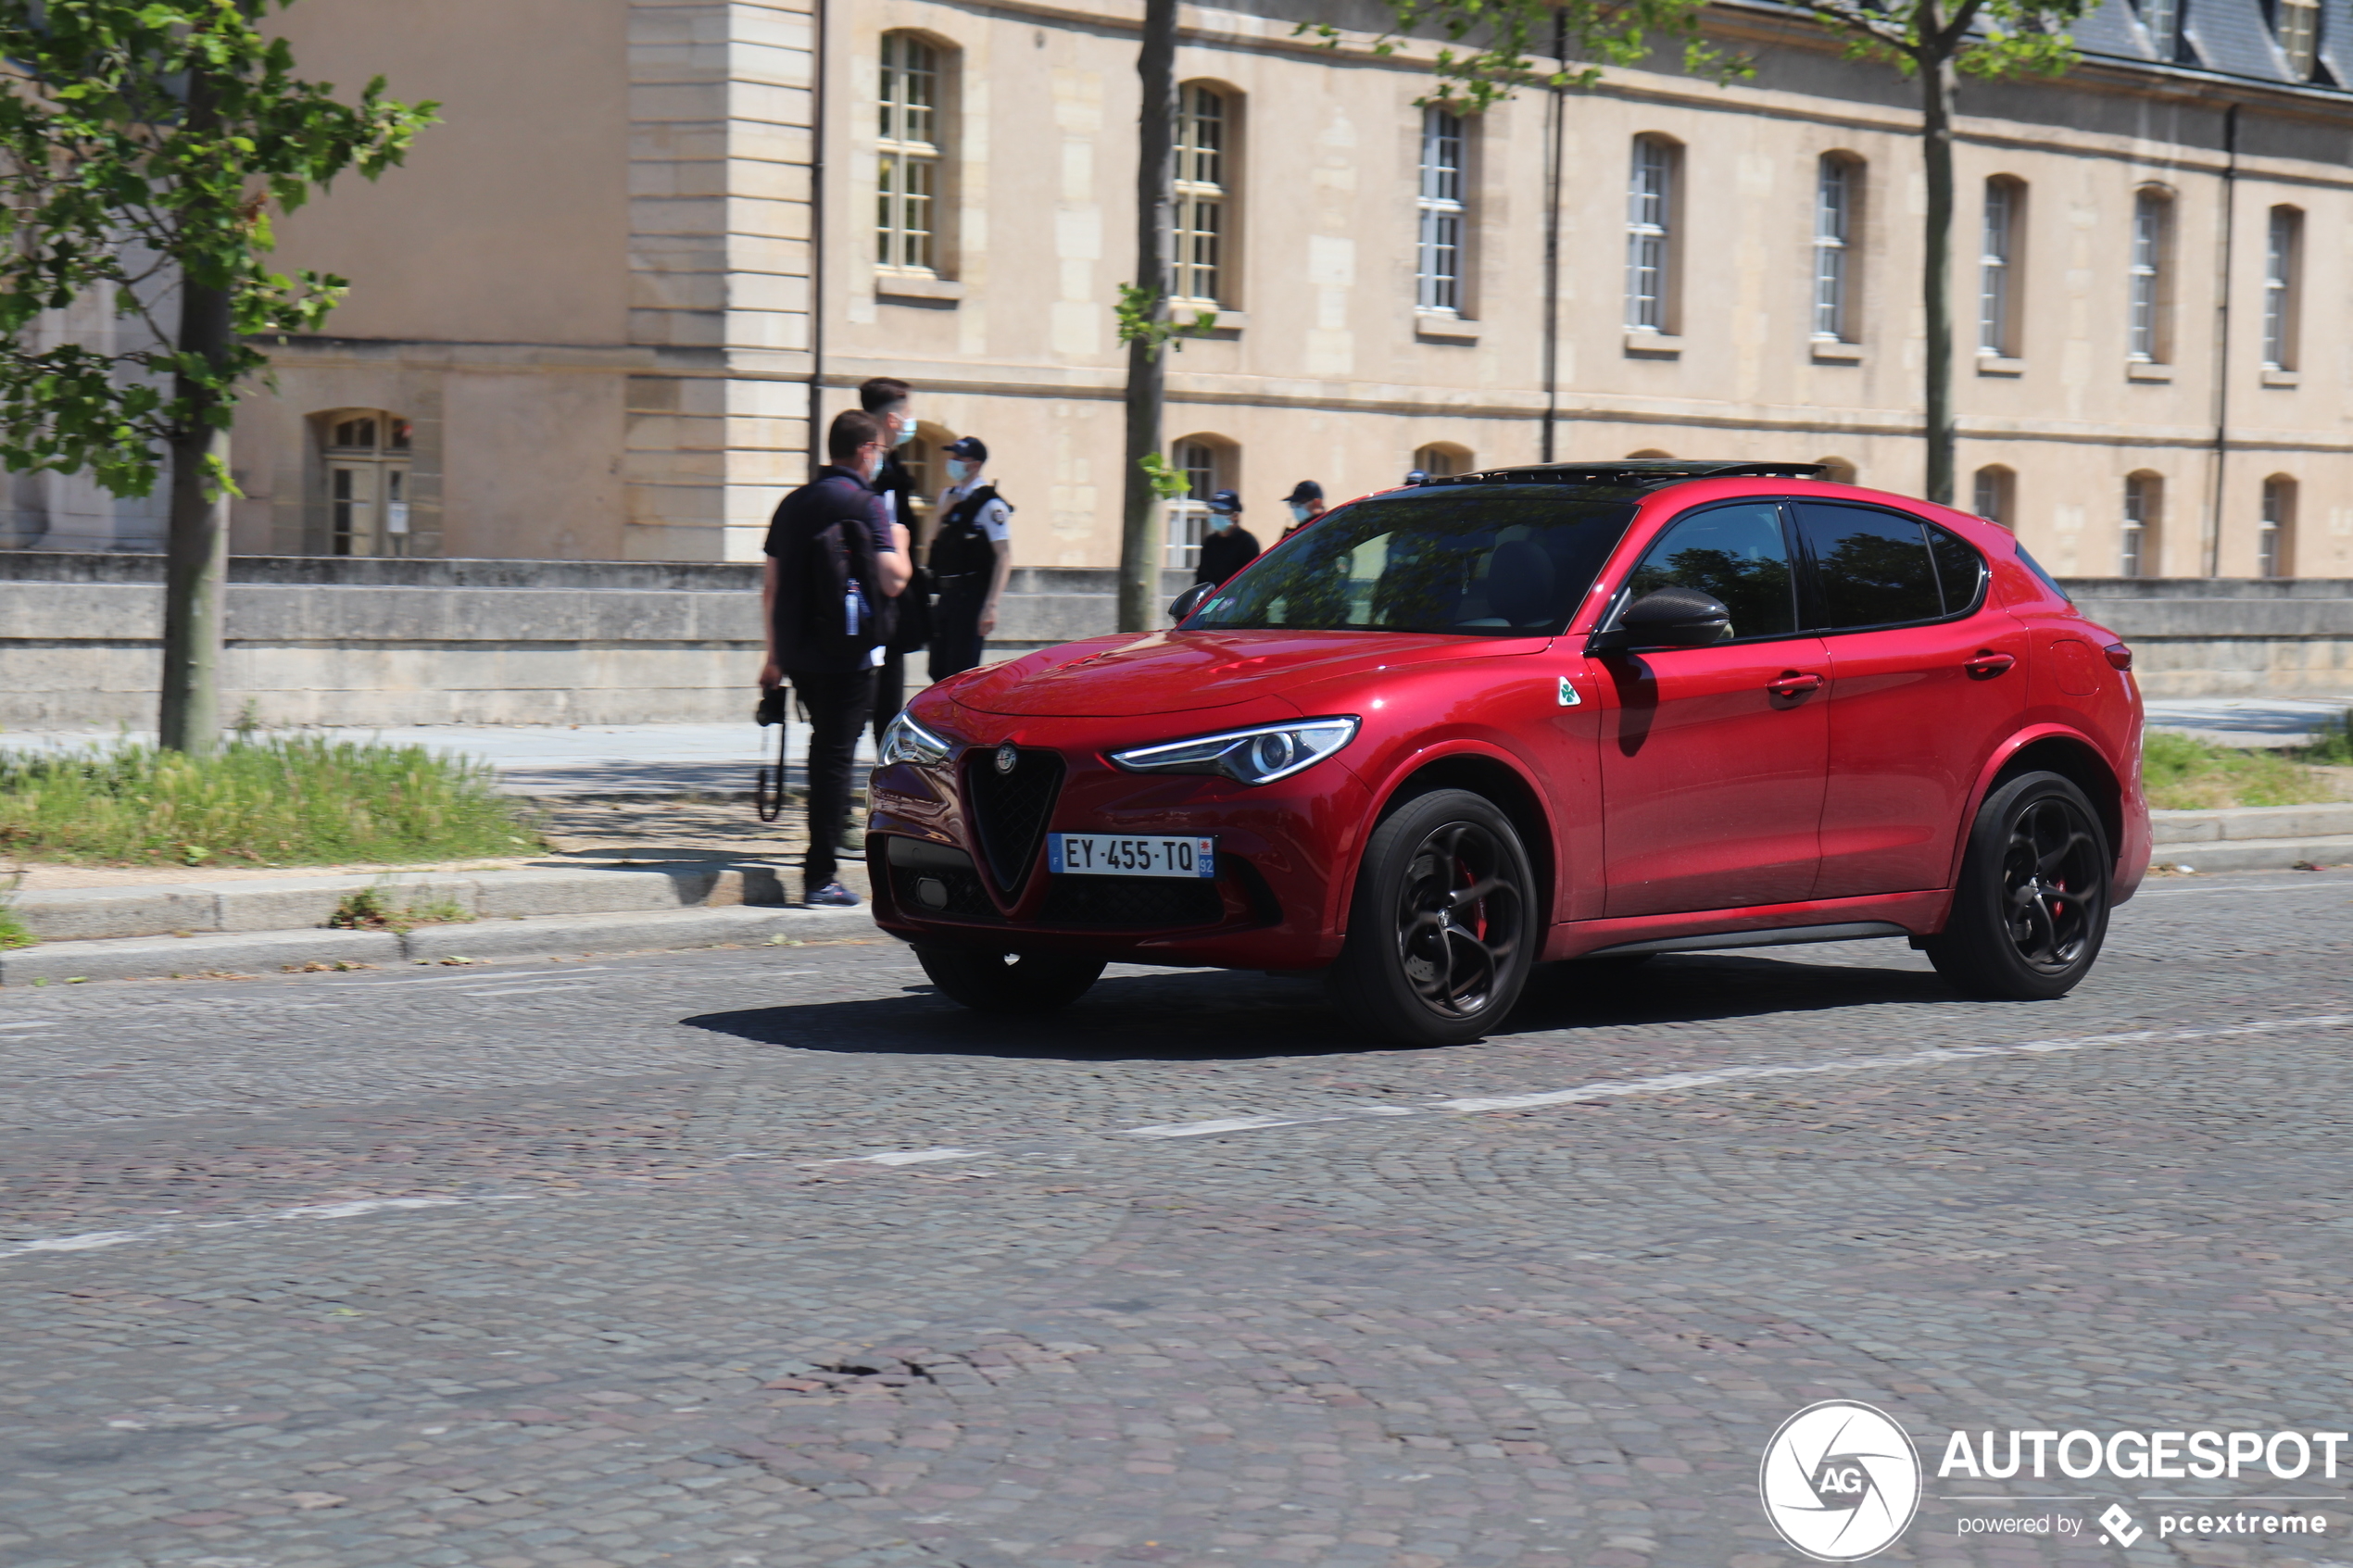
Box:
[869,461,2149,1045]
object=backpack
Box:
[930,484,1005,581]
[799,478,882,662]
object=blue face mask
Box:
[1209,512,1236,532]
[1288,502,1313,522]
[946,458,973,483]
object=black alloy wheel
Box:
[913,945,1107,1015]
[1923,770,2111,1000]
[1329,788,1537,1047]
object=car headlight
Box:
[879,710,954,767]
[1108,717,1359,785]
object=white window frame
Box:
[2121,473,2156,576]
[1165,439,1222,570]
[2129,193,2169,362]
[1813,157,1856,342]
[878,33,941,275]
[2263,207,2300,370]
[1416,107,1467,316]
[2277,0,2320,77]
[2259,477,2293,577]
[2140,0,2183,56]
[1625,137,1674,332]
[1980,181,2018,357]
[1175,85,1229,307]
[1972,466,2014,527]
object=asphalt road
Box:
[2,871,2348,1568]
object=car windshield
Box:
[1185,488,1640,636]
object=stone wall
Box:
[3,552,2346,728]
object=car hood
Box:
[948,629,1546,717]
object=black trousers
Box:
[928,577,988,684]
[786,666,875,890]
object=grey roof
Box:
[2069,0,2349,91]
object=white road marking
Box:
[812,1148,988,1167]
[455,984,599,998]
[1124,1108,1419,1138]
[0,1194,538,1262]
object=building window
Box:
[2259,476,2295,577]
[1416,107,1467,315]
[877,33,942,274]
[2139,0,2185,57]
[2263,207,2301,370]
[320,410,414,558]
[1972,465,2015,527]
[2129,189,2171,363]
[2276,0,2321,77]
[1625,136,1677,332]
[2121,472,2161,576]
[1980,179,2022,357]
[1414,443,1470,479]
[1814,156,1858,342]
[1175,84,1230,307]
[1165,437,1227,570]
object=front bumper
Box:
[867,709,1368,970]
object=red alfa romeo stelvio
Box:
[867,459,2149,1045]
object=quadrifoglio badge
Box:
[1761,1404,2346,1560]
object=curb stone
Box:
[0,905,878,985]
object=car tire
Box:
[1922,770,2111,1001]
[913,946,1107,1014]
[1327,788,1538,1047]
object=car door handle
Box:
[1766,672,1825,698]
[1965,651,2017,680]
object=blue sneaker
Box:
[803,881,861,908]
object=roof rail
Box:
[1427,459,1830,488]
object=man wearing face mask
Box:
[1280,479,1326,538]
[927,435,1013,682]
[760,409,912,907]
[859,376,929,747]
[1193,489,1260,587]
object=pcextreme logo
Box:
[1759,1401,1924,1562]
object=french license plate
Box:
[1047,833,1216,879]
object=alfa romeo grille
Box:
[963,747,1064,894]
[1038,874,1225,929]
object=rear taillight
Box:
[2104,642,2133,671]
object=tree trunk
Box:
[1117,0,1177,634]
[158,58,234,757]
[1919,48,1958,507]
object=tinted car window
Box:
[1794,502,1944,629]
[2015,543,2073,603]
[1188,489,1637,636]
[1620,502,1797,641]
[1926,524,1988,614]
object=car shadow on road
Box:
[680,946,1965,1063]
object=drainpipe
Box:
[806,0,830,482]
[2203,101,2237,579]
[1539,12,1566,462]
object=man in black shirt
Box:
[1193,489,1260,587]
[761,409,910,907]
[860,377,926,746]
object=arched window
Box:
[1414,443,1471,479]
[2122,471,2162,576]
[1815,456,1858,485]
[878,32,945,274]
[1416,107,1468,315]
[1972,465,2016,527]
[2274,0,2321,78]
[2259,476,2296,577]
[1175,84,1234,306]
[1165,435,1234,569]
[1814,155,1863,343]
[1980,178,2025,358]
[1625,136,1680,333]
[2263,207,2302,371]
[2130,188,2174,364]
[318,409,413,558]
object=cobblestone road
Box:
[2,872,2348,1568]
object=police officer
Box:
[1281,479,1327,538]
[760,409,909,908]
[927,435,1013,683]
[1193,489,1260,587]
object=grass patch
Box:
[2144,731,2340,810]
[0,736,544,866]
[328,886,476,934]
[2300,707,2353,766]
[0,896,34,949]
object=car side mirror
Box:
[1586,586,1732,655]
[1167,582,1216,623]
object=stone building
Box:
[35,0,2353,580]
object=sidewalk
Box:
[2142,694,2353,748]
